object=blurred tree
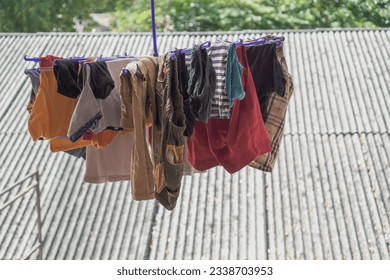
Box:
[0,0,389,32]
[110,0,390,32]
[110,0,173,32]
[0,0,98,32]
[288,0,390,28]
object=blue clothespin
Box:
[200,41,211,48]
[233,39,243,46]
[23,55,41,62]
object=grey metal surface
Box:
[0,171,42,259]
[0,29,389,260]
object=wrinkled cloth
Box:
[67,64,103,142]
[225,43,245,106]
[26,62,86,158]
[96,58,136,132]
[120,57,158,200]
[68,59,134,142]
[89,61,115,99]
[28,68,90,152]
[245,43,286,122]
[84,132,134,183]
[53,59,81,98]
[186,45,271,173]
[153,54,186,210]
[40,55,62,67]
[187,44,216,123]
[25,68,40,113]
[208,41,231,118]
[249,44,294,172]
[82,130,119,149]
[174,49,195,136]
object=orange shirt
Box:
[28,68,90,150]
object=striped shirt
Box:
[207,41,231,118]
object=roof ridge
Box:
[0,27,389,37]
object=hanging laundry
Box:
[101,59,136,132]
[48,139,86,159]
[173,50,213,176]
[248,43,294,172]
[54,58,121,149]
[25,55,62,113]
[67,62,111,142]
[187,43,216,123]
[89,62,115,99]
[24,69,39,113]
[49,137,87,153]
[68,58,135,145]
[225,43,245,105]
[186,44,271,173]
[84,132,135,183]
[82,57,152,184]
[25,60,86,159]
[153,53,186,210]
[40,55,62,67]
[120,57,157,201]
[182,137,204,176]
[24,34,292,210]
[245,43,286,122]
[75,59,135,148]
[53,59,82,99]
[207,41,236,119]
[83,130,118,149]
[28,58,90,151]
[174,49,195,137]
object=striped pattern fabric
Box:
[185,54,191,70]
[249,45,294,172]
[207,41,231,118]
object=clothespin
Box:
[23,55,41,62]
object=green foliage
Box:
[0,0,389,32]
[0,0,96,32]
[110,0,390,32]
[288,0,390,28]
[110,0,172,32]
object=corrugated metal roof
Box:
[0,29,389,260]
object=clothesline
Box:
[23,35,285,79]
[23,38,293,210]
[23,36,285,64]
[21,2,293,211]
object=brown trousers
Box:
[153,54,186,210]
[120,57,158,200]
